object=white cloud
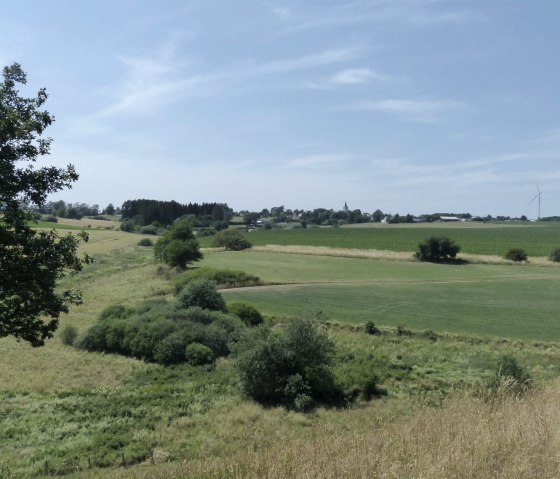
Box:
[286,154,353,168]
[331,68,383,84]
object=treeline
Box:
[31,200,116,219]
[121,199,233,226]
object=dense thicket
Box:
[121,199,232,226]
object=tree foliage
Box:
[504,248,528,262]
[235,318,341,410]
[0,63,88,346]
[415,237,461,262]
[154,220,202,269]
[212,228,252,251]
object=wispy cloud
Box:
[349,98,468,122]
[331,68,383,84]
[286,153,353,168]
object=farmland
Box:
[2,222,560,478]
[199,221,560,257]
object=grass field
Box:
[3,226,560,478]
[199,221,560,257]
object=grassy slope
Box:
[200,221,560,257]
[3,228,560,477]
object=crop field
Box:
[200,221,560,257]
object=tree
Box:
[415,237,460,262]
[212,228,252,251]
[154,220,202,269]
[104,203,115,215]
[0,63,88,346]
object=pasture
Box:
[200,221,560,257]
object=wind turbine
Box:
[528,184,542,220]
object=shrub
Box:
[174,267,261,292]
[212,229,252,251]
[128,321,177,361]
[487,355,531,395]
[140,225,158,235]
[415,237,460,262]
[185,342,215,366]
[153,332,187,365]
[177,279,227,312]
[397,325,413,337]
[75,323,110,352]
[228,302,264,327]
[504,248,528,262]
[364,320,380,335]
[235,318,342,410]
[60,324,78,345]
[40,214,58,223]
[98,304,133,321]
[138,238,153,247]
[549,247,560,262]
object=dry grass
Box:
[246,245,559,268]
[73,383,560,479]
[57,217,120,229]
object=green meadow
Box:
[202,250,560,342]
[198,221,560,257]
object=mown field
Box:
[2,224,560,478]
[199,221,560,257]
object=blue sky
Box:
[2,0,559,217]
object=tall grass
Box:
[67,381,560,479]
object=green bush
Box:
[549,247,560,262]
[140,225,158,235]
[177,279,227,312]
[185,342,215,365]
[487,355,531,395]
[153,332,187,365]
[174,267,261,292]
[415,237,460,262]
[138,238,153,247]
[504,248,528,262]
[60,324,78,346]
[235,318,342,410]
[75,323,110,352]
[98,304,133,320]
[364,320,380,335]
[212,228,252,251]
[228,302,264,327]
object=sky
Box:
[2,0,559,217]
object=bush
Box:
[212,229,252,251]
[487,355,531,395]
[235,318,342,410]
[177,279,227,312]
[140,225,158,235]
[153,332,187,365]
[415,237,460,262]
[98,304,134,320]
[174,267,261,292]
[40,214,58,223]
[185,342,215,365]
[364,320,380,335]
[75,323,110,352]
[138,238,153,247]
[60,324,78,345]
[504,248,528,262]
[549,247,560,262]
[228,302,264,327]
